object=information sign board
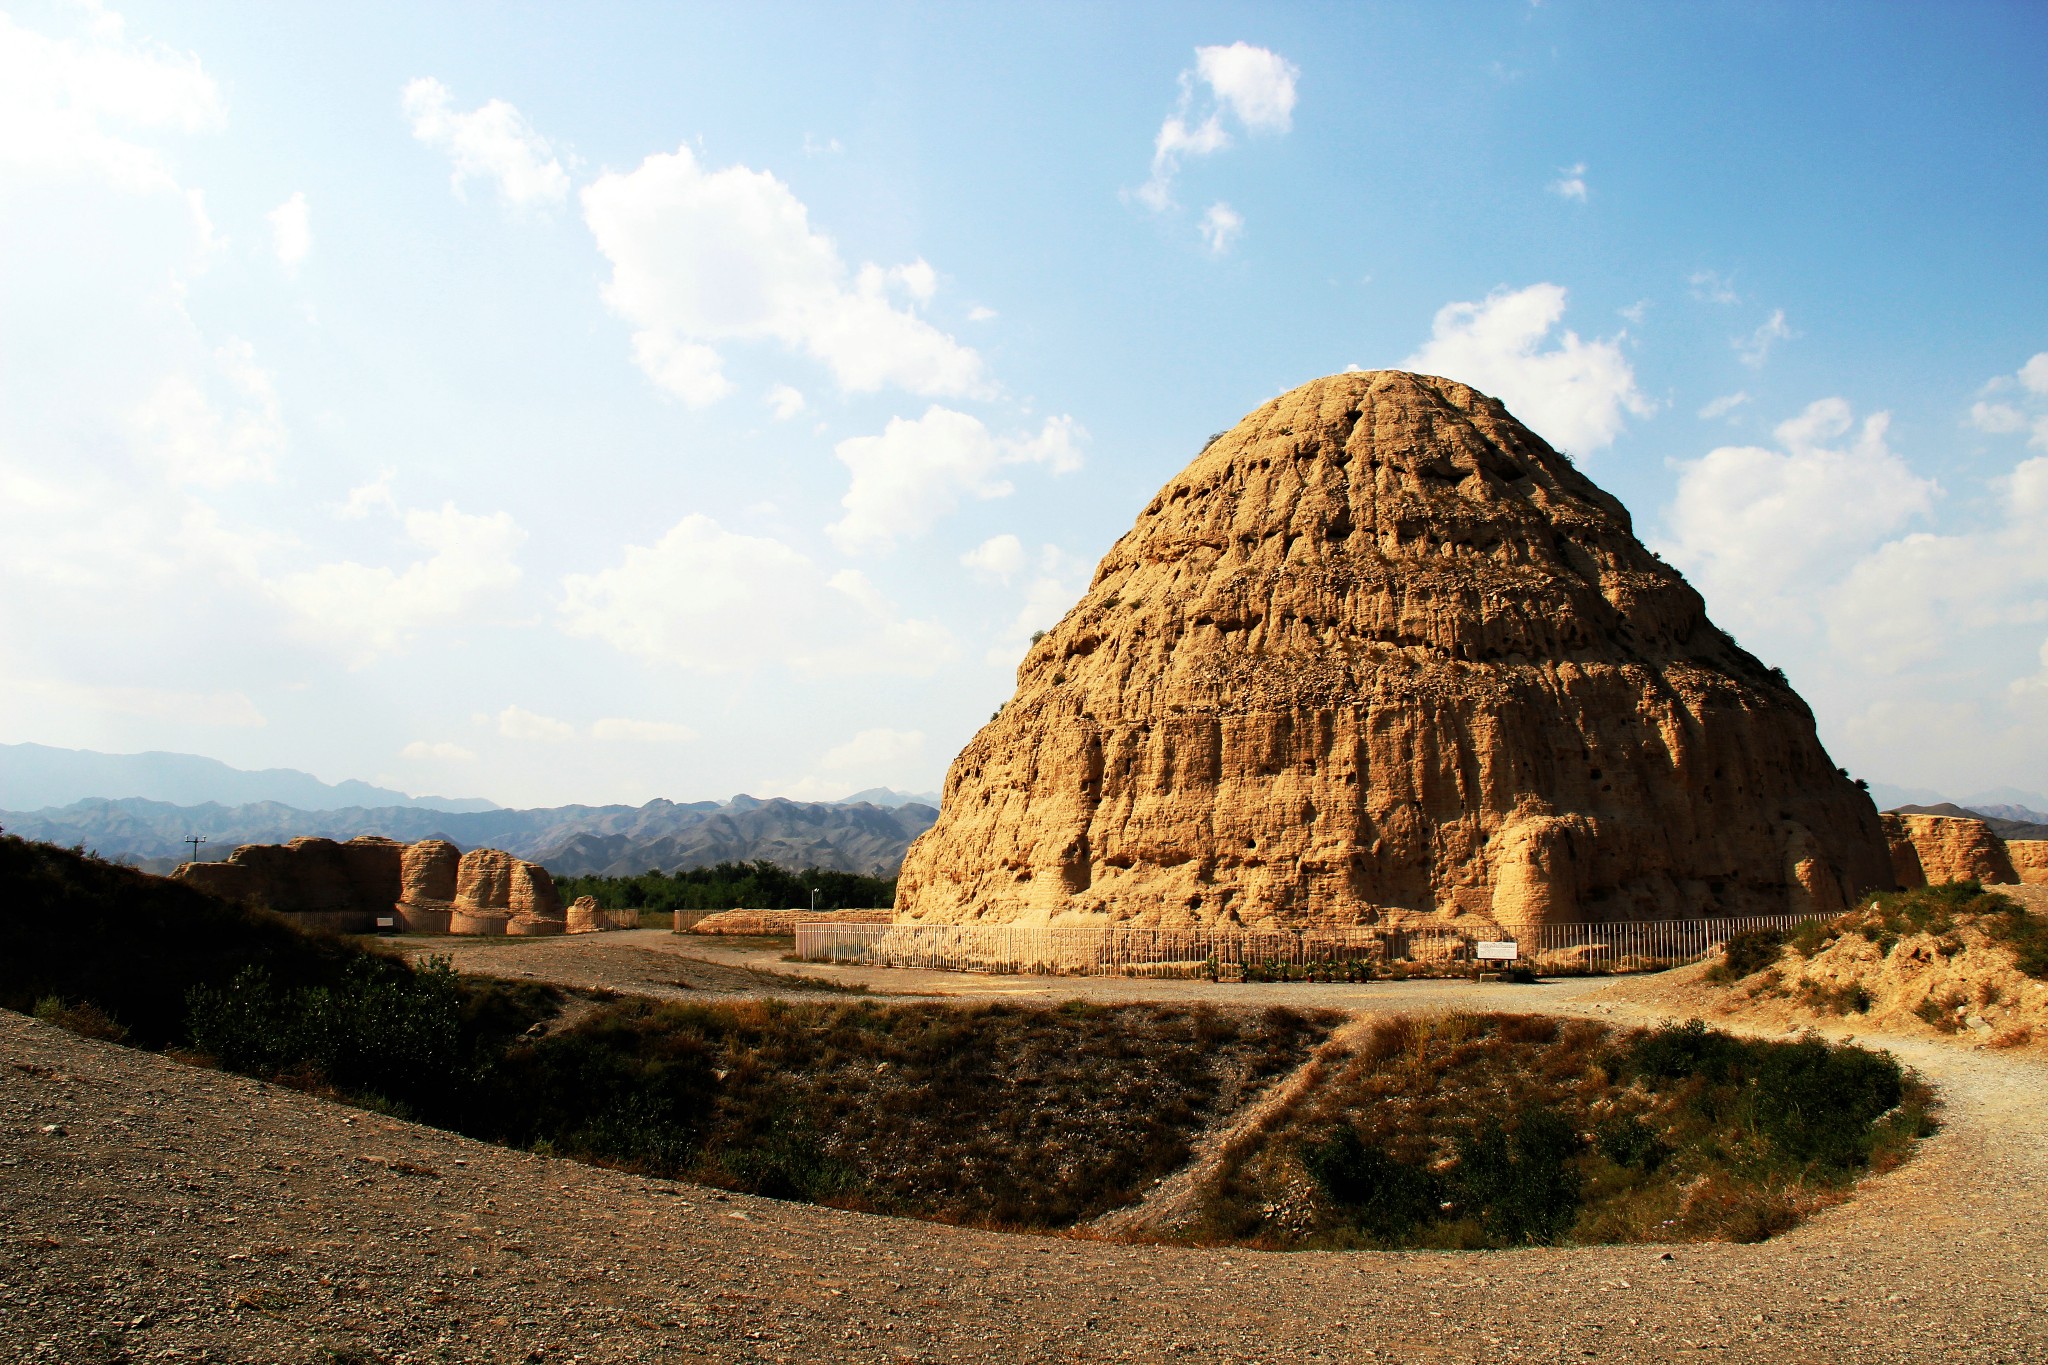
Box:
[1475,940,1519,961]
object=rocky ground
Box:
[6,932,2048,1363]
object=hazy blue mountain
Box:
[0,743,497,814]
[842,786,944,808]
[0,794,937,878]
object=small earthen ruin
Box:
[897,370,1895,931]
[1884,812,2048,889]
[172,835,629,936]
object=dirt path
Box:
[6,942,2048,1363]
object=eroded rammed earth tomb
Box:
[896,371,1893,930]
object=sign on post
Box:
[1475,940,1519,962]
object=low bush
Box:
[1706,928,1786,984]
[1187,1014,1934,1251]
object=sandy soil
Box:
[7,932,2048,1363]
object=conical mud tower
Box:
[897,371,1891,929]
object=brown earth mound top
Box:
[897,370,1891,929]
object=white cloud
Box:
[494,704,574,742]
[1970,353,2048,451]
[267,191,309,270]
[1199,201,1244,254]
[967,305,997,322]
[270,502,526,663]
[1699,391,1750,420]
[827,409,1085,554]
[403,77,568,209]
[558,513,953,675]
[2021,353,2048,396]
[402,740,476,763]
[765,383,806,420]
[0,673,265,729]
[1403,283,1654,454]
[0,7,223,195]
[339,470,398,520]
[129,339,286,486]
[1137,42,1298,212]
[1969,401,2025,435]
[1688,270,1739,305]
[820,727,925,772]
[582,144,985,404]
[1197,42,1299,132]
[1549,162,1588,201]
[962,533,1026,584]
[590,717,697,744]
[986,545,1089,667]
[1660,398,1938,640]
[1735,308,1793,369]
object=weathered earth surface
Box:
[6,946,2047,1364]
[172,836,584,936]
[1884,812,2020,887]
[899,370,1890,930]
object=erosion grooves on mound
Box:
[898,370,1891,930]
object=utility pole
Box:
[183,834,207,864]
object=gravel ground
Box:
[6,936,2047,1364]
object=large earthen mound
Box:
[897,370,1891,929]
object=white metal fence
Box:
[793,913,1819,978]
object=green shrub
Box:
[1301,1127,1439,1241]
[1450,1106,1583,1245]
[1706,928,1786,984]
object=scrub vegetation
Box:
[5,834,1935,1246]
[1183,1013,1933,1250]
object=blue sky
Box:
[3,0,2046,808]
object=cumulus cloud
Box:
[269,503,526,664]
[494,704,574,742]
[402,740,476,763]
[1137,42,1298,212]
[0,672,265,729]
[558,513,952,675]
[0,7,223,194]
[1661,398,1937,634]
[129,339,286,486]
[820,727,925,773]
[582,144,985,405]
[961,533,1026,584]
[1403,283,1654,454]
[267,191,309,270]
[826,409,1085,554]
[1656,395,2048,787]
[403,77,568,209]
[1735,309,1794,369]
[1699,391,1750,420]
[765,383,806,420]
[1199,201,1244,254]
[1549,163,1588,201]
[590,717,697,744]
[982,544,1089,667]
[1970,353,2048,450]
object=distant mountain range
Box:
[0,742,498,814]
[1868,781,2048,818]
[0,794,938,878]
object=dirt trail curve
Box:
[5,957,2048,1363]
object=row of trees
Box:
[553,860,896,913]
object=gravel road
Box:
[5,935,2046,1364]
